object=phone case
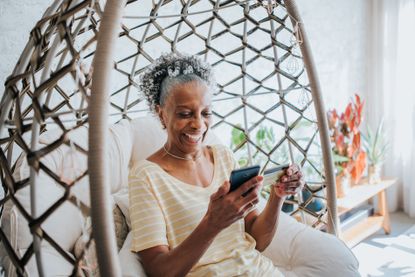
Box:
[229,165,260,192]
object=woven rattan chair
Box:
[0,0,354,276]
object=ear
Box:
[155,105,166,129]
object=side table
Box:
[337,178,398,248]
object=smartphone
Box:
[229,165,261,194]
[263,164,290,187]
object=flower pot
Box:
[336,173,351,198]
[368,164,381,184]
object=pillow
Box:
[118,232,147,277]
[113,203,129,250]
[73,233,99,277]
[129,116,166,166]
[262,211,359,277]
[113,188,131,229]
[73,203,129,277]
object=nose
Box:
[190,114,203,129]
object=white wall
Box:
[0,0,51,86]
[296,0,371,111]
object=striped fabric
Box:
[129,144,283,276]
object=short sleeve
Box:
[219,144,239,171]
[128,167,168,252]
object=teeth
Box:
[184,133,202,142]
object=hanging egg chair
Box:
[0,0,358,276]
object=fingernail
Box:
[257,175,263,182]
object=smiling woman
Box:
[128,52,305,277]
[158,81,212,163]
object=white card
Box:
[262,164,289,187]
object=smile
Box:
[183,133,203,143]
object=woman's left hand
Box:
[273,164,305,199]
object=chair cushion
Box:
[116,192,359,277]
[118,232,147,277]
[263,212,359,277]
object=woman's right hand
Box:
[204,176,263,233]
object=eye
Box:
[203,111,212,118]
[178,112,192,118]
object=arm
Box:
[244,164,304,252]
[244,192,284,252]
[138,216,219,277]
[138,178,262,277]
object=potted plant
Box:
[327,94,367,197]
[362,119,388,183]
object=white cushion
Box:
[2,244,75,277]
[113,188,131,229]
[129,116,166,166]
[118,232,146,277]
[116,194,359,277]
[263,212,359,277]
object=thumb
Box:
[211,181,230,200]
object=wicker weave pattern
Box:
[0,0,334,275]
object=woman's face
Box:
[157,80,212,155]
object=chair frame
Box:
[0,0,338,275]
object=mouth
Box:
[183,132,204,144]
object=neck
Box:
[163,144,203,161]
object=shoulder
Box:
[210,144,236,169]
[129,160,161,183]
[210,143,232,157]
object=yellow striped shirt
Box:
[129,144,283,276]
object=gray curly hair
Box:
[139,52,215,113]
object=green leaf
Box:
[362,118,388,165]
[231,126,247,147]
[332,153,350,163]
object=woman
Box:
[128,53,304,277]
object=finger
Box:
[285,190,300,195]
[211,181,230,200]
[280,172,303,183]
[236,175,263,197]
[283,180,303,189]
[274,183,286,195]
[237,185,260,205]
[286,183,304,194]
[284,180,305,192]
[241,200,258,216]
[286,164,300,175]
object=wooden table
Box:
[337,178,397,248]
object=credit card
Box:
[262,164,290,187]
